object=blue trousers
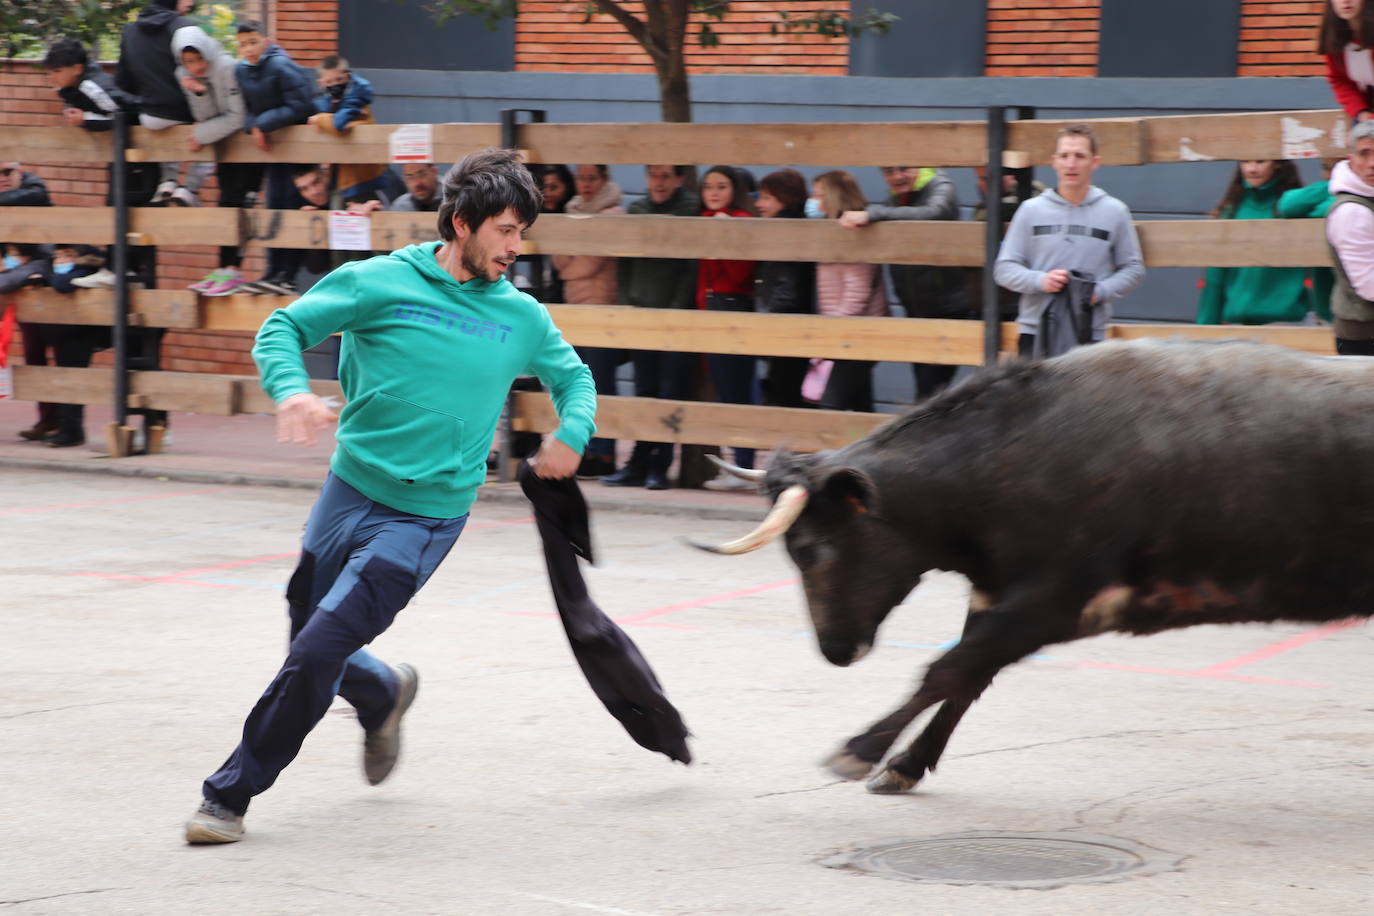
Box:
[203,475,467,814]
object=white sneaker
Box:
[703,473,757,492]
[185,798,245,844]
[168,185,197,207]
[152,179,177,204]
[70,268,116,289]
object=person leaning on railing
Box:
[752,168,815,410]
[1196,160,1309,327]
[838,164,969,401]
[696,165,760,491]
[1324,119,1374,355]
[2,162,59,443]
[808,169,888,415]
[553,164,626,480]
[602,164,701,490]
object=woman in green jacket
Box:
[1196,159,1310,325]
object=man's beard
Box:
[460,237,504,282]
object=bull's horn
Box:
[707,454,767,482]
[685,484,809,555]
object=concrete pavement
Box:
[3,467,1372,914]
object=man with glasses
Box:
[838,165,970,401]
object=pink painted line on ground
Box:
[158,552,299,579]
[1192,618,1365,677]
[69,571,240,590]
[614,578,799,625]
[467,516,533,531]
[503,610,699,630]
[1,487,236,516]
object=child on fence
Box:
[173,28,254,296]
[233,20,316,296]
[116,0,213,206]
[308,55,395,206]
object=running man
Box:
[186,148,596,844]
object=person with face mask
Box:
[307,54,395,206]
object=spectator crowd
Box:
[6,0,1373,483]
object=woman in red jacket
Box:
[1322,0,1374,121]
[697,165,759,488]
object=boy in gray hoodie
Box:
[994,124,1145,356]
[174,27,251,294]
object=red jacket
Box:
[1326,47,1374,120]
[696,207,755,308]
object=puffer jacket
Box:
[0,170,50,207]
[236,44,315,133]
[313,73,374,133]
[115,4,197,121]
[815,262,888,317]
[867,170,971,318]
[172,27,243,144]
[552,182,624,304]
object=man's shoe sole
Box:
[185,819,244,844]
[364,663,419,786]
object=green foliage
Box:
[0,0,143,60]
[772,7,898,39]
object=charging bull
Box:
[692,339,1373,794]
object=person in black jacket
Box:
[116,1,205,203]
[38,245,109,448]
[754,169,815,409]
[1,164,57,441]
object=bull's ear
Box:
[813,466,880,519]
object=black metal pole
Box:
[1015,106,1037,203]
[983,106,1006,366]
[111,109,130,440]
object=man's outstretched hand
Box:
[276,392,338,446]
[530,436,580,479]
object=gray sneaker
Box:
[185,798,245,844]
[364,663,419,785]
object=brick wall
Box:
[1237,0,1324,76]
[516,0,848,74]
[985,0,1100,76]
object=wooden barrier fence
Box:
[0,108,1349,459]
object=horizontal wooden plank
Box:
[233,376,343,415]
[510,391,892,452]
[11,366,239,414]
[14,288,201,329]
[1146,109,1347,164]
[1106,322,1334,354]
[1135,218,1328,267]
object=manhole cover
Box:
[820,831,1181,889]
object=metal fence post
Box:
[110,109,131,455]
[983,106,1006,366]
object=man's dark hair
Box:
[646,164,688,177]
[43,38,88,70]
[291,164,327,182]
[319,54,349,71]
[438,148,541,241]
[236,19,265,35]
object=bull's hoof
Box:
[866,767,918,795]
[822,748,875,781]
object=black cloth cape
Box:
[518,461,692,764]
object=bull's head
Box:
[690,452,925,667]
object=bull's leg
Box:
[862,603,1075,793]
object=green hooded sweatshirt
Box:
[253,242,596,518]
[1196,178,1310,326]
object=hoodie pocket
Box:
[340,391,466,487]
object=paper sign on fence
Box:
[328,211,373,252]
[389,123,434,163]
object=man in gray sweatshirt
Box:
[994,123,1145,357]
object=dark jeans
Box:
[203,474,467,814]
[820,360,875,413]
[707,352,759,468]
[577,346,622,460]
[19,322,54,426]
[765,356,809,409]
[217,163,264,269]
[627,348,697,474]
[1336,337,1374,356]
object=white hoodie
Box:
[171,26,243,145]
[1326,159,1374,301]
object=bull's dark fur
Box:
[758,339,1373,793]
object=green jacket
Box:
[616,187,700,309]
[253,242,596,518]
[1196,179,1311,325]
[1278,180,1335,321]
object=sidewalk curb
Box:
[0,457,769,522]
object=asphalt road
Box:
[4,468,1371,914]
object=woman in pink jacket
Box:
[1322,0,1374,121]
[810,170,888,413]
[554,164,625,477]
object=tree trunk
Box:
[656,55,692,123]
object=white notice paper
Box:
[328,211,373,252]
[389,123,434,163]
